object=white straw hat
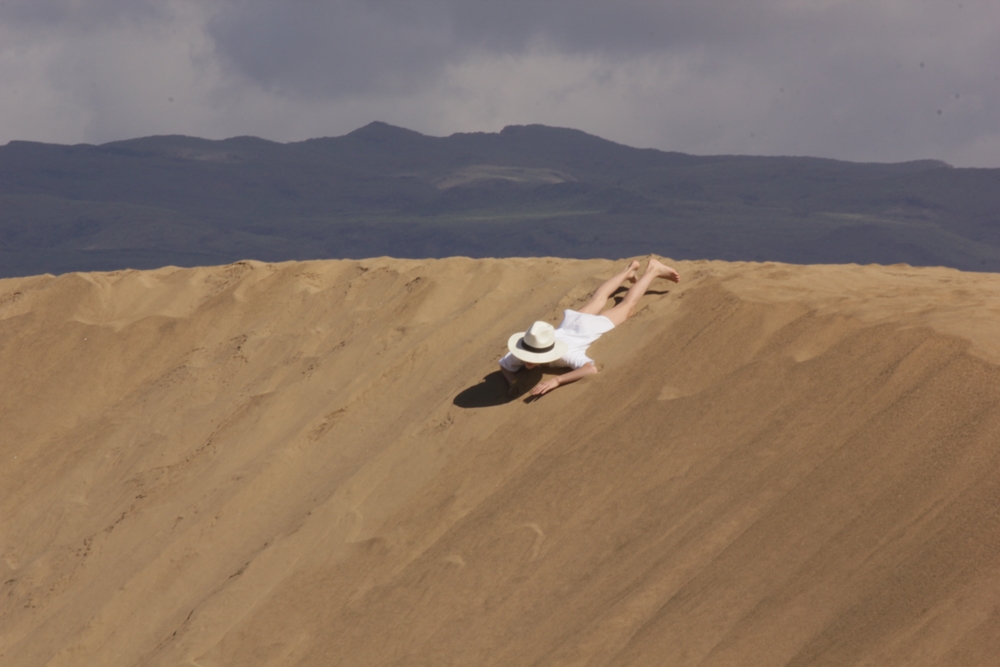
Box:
[507,321,567,364]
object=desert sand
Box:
[1,256,999,667]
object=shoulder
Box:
[499,352,523,371]
[561,350,595,369]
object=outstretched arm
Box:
[530,363,599,397]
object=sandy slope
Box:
[1,257,999,667]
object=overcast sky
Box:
[1,0,997,166]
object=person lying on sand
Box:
[499,257,680,397]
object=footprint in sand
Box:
[521,523,546,561]
[658,385,687,401]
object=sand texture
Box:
[2,256,999,667]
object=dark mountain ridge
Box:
[1,121,997,278]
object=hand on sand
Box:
[530,377,560,397]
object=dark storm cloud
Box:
[207,2,456,97]
[206,0,762,98]
[193,0,1000,165]
[1,0,998,165]
[204,1,976,97]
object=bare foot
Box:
[646,258,680,283]
[625,259,641,284]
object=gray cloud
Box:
[0,0,168,31]
[1,0,998,166]
[208,3,457,97]
[205,1,761,98]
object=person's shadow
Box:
[453,368,544,408]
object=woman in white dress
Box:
[499,257,680,397]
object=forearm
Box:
[557,363,599,385]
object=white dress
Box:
[499,309,615,371]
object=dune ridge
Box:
[1,257,999,667]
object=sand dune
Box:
[1,257,999,667]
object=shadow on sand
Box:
[453,369,544,408]
[610,286,671,305]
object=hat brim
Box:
[507,332,568,364]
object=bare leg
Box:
[601,258,679,326]
[577,260,641,315]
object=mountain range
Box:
[2,121,999,278]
